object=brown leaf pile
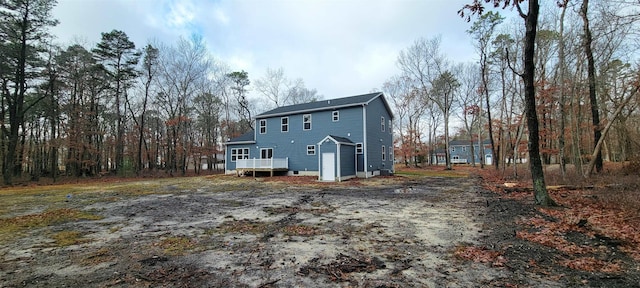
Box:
[454,246,506,267]
[477,165,640,273]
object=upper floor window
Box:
[303,114,312,130]
[382,145,386,161]
[389,119,392,134]
[307,145,316,155]
[356,143,363,154]
[281,117,289,132]
[462,146,467,152]
[259,119,267,134]
[381,116,385,132]
[451,146,456,152]
[332,111,339,122]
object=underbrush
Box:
[478,161,640,272]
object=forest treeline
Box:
[0,0,322,184]
[1,0,639,186]
[388,1,640,179]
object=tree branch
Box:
[515,1,527,19]
[505,48,523,78]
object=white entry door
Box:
[322,153,335,181]
[485,154,493,165]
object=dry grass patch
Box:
[154,236,198,255]
[51,230,91,246]
[0,208,102,242]
[394,168,469,178]
[216,219,270,234]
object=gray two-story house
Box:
[225,92,394,181]
[432,139,493,165]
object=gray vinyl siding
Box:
[450,143,493,164]
[255,105,364,172]
[340,145,356,177]
[365,97,394,172]
[225,145,257,170]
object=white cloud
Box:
[51,0,479,99]
[213,8,230,26]
[166,0,196,28]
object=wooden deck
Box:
[236,158,289,177]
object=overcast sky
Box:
[51,0,484,100]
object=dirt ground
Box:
[0,172,638,287]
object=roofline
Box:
[365,92,394,120]
[224,141,256,145]
[256,92,395,119]
[317,135,356,146]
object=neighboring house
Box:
[186,153,225,171]
[225,92,394,181]
[432,139,493,165]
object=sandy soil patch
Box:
[4,172,630,287]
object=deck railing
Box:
[450,158,468,164]
[236,158,288,169]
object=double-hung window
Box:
[381,116,385,132]
[382,145,386,161]
[259,119,267,134]
[281,117,289,132]
[332,111,339,122]
[231,148,249,162]
[307,145,316,155]
[303,114,312,130]
[356,143,363,154]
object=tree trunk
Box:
[585,84,639,177]
[557,0,568,178]
[522,0,556,206]
[580,0,603,173]
[481,55,498,170]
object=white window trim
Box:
[281,117,289,132]
[381,116,385,132]
[382,145,386,161]
[231,148,249,162]
[303,114,312,130]
[389,148,393,162]
[307,145,316,155]
[332,111,339,122]
[389,119,392,134]
[260,148,273,159]
[259,119,267,134]
[356,143,363,154]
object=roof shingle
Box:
[226,130,255,143]
[256,92,383,118]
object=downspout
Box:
[354,146,358,177]
[362,104,368,178]
[317,141,322,181]
[337,143,341,181]
[391,132,394,173]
